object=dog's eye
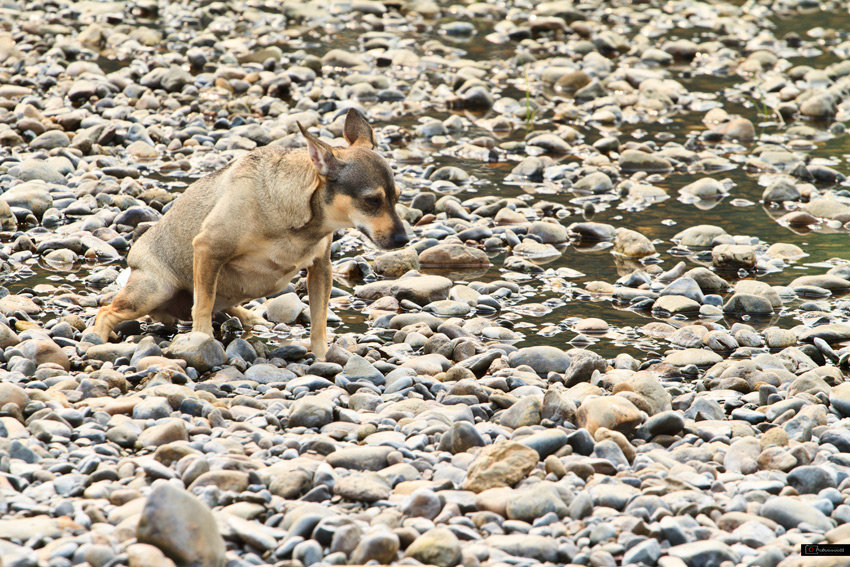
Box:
[364,196,382,210]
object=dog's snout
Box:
[390,231,409,249]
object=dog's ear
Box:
[343,108,375,149]
[298,122,340,177]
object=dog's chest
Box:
[220,235,327,300]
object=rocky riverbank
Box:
[2,1,850,566]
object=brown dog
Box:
[93,109,408,359]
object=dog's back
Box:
[129,166,225,282]
[128,145,316,289]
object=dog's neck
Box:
[294,174,352,241]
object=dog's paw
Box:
[226,306,270,329]
[191,324,215,337]
[310,340,329,361]
[242,312,270,328]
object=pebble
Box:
[334,472,391,502]
[500,396,542,428]
[265,293,306,324]
[508,346,571,374]
[462,440,538,492]
[137,482,226,567]
[127,543,177,567]
[505,481,568,522]
[356,275,452,305]
[760,496,834,532]
[163,332,226,372]
[350,530,400,564]
[405,527,461,567]
[438,421,486,453]
[620,149,673,172]
[668,541,739,567]
[326,446,393,470]
[614,228,656,258]
[486,534,559,562]
[576,396,645,436]
[419,243,489,268]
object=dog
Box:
[92,108,409,360]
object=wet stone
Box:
[614,228,656,258]
[508,346,571,375]
[418,243,489,268]
[664,349,723,367]
[374,246,419,277]
[265,293,305,324]
[723,293,774,316]
[620,149,673,172]
[356,275,452,305]
[676,225,728,248]
[654,295,700,314]
[712,244,756,270]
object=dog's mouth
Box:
[356,225,378,247]
[356,225,408,250]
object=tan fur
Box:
[326,194,355,227]
[370,211,397,238]
[93,109,407,360]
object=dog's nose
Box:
[391,231,409,248]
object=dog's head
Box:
[298,110,409,250]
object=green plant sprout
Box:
[524,64,537,130]
[745,82,785,126]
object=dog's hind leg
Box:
[307,237,333,360]
[225,305,268,329]
[93,270,176,341]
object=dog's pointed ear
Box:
[298,122,339,177]
[343,108,376,149]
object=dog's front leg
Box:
[307,238,333,360]
[191,233,229,337]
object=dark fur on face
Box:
[300,110,409,250]
[326,148,406,248]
